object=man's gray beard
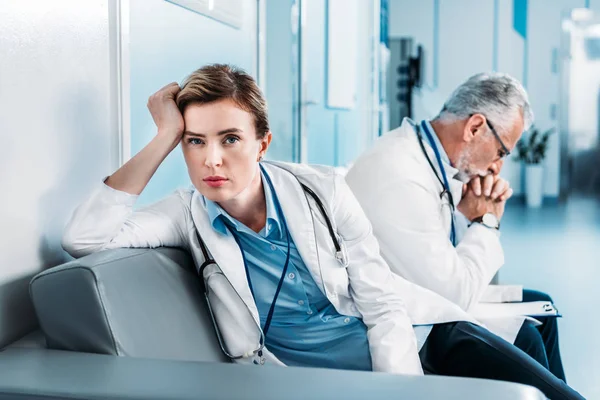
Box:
[454,170,471,183]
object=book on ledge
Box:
[470,301,561,319]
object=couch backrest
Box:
[30,247,228,363]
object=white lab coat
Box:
[345,119,527,344]
[62,161,476,375]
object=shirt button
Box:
[270,245,277,251]
[344,317,350,324]
[298,300,305,305]
[307,310,313,315]
[288,272,295,280]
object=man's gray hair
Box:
[436,72,534,135]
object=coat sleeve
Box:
[61,179,191,258]
[332,174,423,376]
[360,176,504,312]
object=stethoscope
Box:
[194,164,347,362]
[415,120,457,246]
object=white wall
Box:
[527,0,588,197]
[438,1,495,96]
[0,0,118,346]
[566,6,600,147]
[388,0,586,197]
[590,0,600,12]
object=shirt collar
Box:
[421,120,463,180]
[204,169,282,238]
[204,197,230,236]
[423,120,450,165]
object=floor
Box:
[500,196,600,399]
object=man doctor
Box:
[346,72,566,382]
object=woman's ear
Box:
[258,131,273,160]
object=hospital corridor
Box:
[502,198,600,398]
[1,0,600,399]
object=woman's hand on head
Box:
[147,83,185,144]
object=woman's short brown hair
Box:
[176,64,269,139]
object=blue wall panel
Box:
[513,0,528,39]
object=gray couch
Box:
[0,247,546,399]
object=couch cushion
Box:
[30,247,228,363]
[0,348,546,400]
[6,330,46,349]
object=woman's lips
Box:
[203,176,228,188]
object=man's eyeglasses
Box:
[485,119,511,159]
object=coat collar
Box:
[403,118,464,204]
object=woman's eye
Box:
[224,136,239,145]
[188,138,203,145]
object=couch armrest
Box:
[30,247,227,363]
[0,348,546,400]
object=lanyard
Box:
[417,120,457,246]
[229,226,291,345]
[226,168,293,350]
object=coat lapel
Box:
[448,175,465,205]
[189,191,259,321]
[261,163,325,292]
[443,161,464,205]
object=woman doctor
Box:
[61,64,584,399]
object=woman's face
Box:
[181,99,271,203]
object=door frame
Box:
[257,0,304,163]
[109,0,131,168]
